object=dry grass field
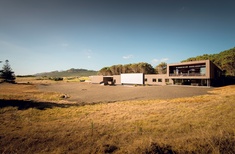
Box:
[0,77,235,153]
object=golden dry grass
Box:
[0,83,63,102]
[0,80,234,153]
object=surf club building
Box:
[90,60,223,87]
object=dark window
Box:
[158,78,162,82]
[145,78,147,82]
[165,79,169,82]
[152,78,156,82]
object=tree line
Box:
[99,47,235,76]
[98,62,167,75]
[182,47,235,76]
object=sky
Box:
[0,0,235,75]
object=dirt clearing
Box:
[38,83,212,103]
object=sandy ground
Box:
[38,83,213,103]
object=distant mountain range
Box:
[35,68,97,77]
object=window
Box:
[152,78,156,82]
[145,78,147,82]
[158,78,162,82]
[165,79,169,83]
[200,67,206,76]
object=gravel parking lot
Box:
[38,83,213,104]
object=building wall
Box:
[144,74,173,85]
[90,75,121,85]
[206,60,211,78]
[90,74,173,85]
[89,76,103,84]
[113,75,121,84]
[209,60,222,79]
[121,73,144,85]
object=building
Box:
[168,60,223,86]
[89,75,121,85]
[90,60,223,86]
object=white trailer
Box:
[121,73,144,85]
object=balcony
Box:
[169,73,206,77]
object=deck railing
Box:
[169,73,206,76]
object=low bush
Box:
[49,77,63,81]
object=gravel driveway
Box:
[38,83,212,104]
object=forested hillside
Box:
[98,62,155,75]
[182,47,235,76]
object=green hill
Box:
[35,68,97,77]
[182,47,235,76]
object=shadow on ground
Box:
[0,99,82,110]
[145,142,176,154]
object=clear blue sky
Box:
[0,0,235,75]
